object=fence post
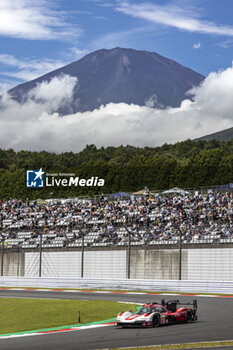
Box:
[1,238,4,276]
[125,226,131,279]
[17,246,20,277]
[39,233,42,277]
[81,230,84,278]
[179,228,182,280]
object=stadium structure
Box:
[1,187,233,281]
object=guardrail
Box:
[0,277,233,294]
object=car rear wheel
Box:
[186,311,192,322]
[152,314,160,327]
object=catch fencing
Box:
[1,239,233,281]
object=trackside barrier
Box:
[0,277,233,294]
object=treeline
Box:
[0,138,233,200]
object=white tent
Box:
[133,189,155,196]
[162,187,190,196]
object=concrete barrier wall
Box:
[25,250,126,279]
[1,246,233,281]
[83,250,126,278]
[187,248,233,280]
[130,249,187,280]
[2,250,24,276]
[25,251,81,278]
[1,276,233,294]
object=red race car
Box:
[116,299,197,328]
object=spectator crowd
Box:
[0,191,233,248]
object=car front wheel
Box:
[152,314,160,327]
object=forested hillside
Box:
[0,139,233,200]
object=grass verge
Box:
[0,298,138,334]
[110,340,233,349]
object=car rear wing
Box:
[161,299,197,311]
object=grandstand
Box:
[1,190,233,249]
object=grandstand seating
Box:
[1,191,233,249]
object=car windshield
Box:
[136,306,162,314]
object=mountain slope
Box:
[8,47,204,114]
[194,126,233,142]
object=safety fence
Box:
[1,242,233,281]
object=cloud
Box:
[90,25,158,50]
[90,0,115,7]
[0,54,69,82]
[0,0,81,40]
[116,1,233,37]
[217,39,233,49]
[28,74,78,112]
[0,79,20,94]
[193,42,201,49]
[0,66,233,152]
[68,48,89,60]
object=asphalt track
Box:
[0,290,233,350]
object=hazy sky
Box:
[0,0,233,92]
